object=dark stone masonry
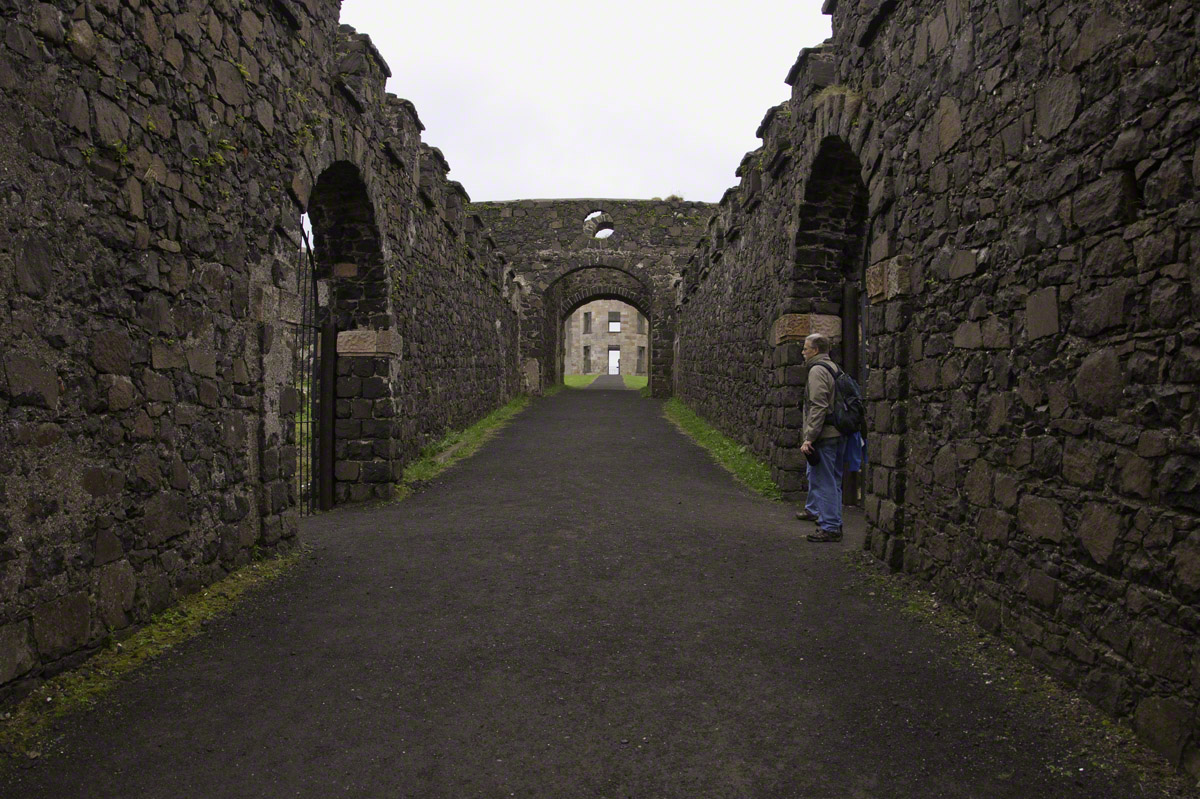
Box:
[674,0,1200,777]
[0,0,1197,780]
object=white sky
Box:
[337,1,832,203]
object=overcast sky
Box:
[337,1,832,203]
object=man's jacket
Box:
[804,353,843,443]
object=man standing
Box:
[796,333,848,542]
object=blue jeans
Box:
[805,436,848,533]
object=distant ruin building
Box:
[562,301,649,376]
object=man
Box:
[796,333,849,542]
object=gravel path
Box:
[1,389,1184,798]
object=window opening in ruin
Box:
[609,311,621,333]
[584,210,604,222]
[637,313,645,334]
[583,311,592,333]
[637,346,646,375]
[608,346,621,375]
[583,345,591,374]
[594,224,615,239]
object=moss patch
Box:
[0,545,310,762]
[663,398,782,500]
[397,395,530,495]
[844,552,1200,797]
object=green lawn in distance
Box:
[564,374,600,388]
[622,375,648,390]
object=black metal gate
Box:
[295,228,336,515]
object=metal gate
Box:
[295,228,336,515]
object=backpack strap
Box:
[812,361,840,378]
[811,360,840,406]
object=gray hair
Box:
[805,333,831,354]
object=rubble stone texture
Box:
[0,0,519,701]
[0,0,1197,781]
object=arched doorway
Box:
[541,266,655,391]
[293,160,396,510]
[770,136,871,505]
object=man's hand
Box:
[800,440,814,455]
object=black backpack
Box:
[813,361,865,435]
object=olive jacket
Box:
[804,353,843,443]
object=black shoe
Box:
[806,528,843,543]
[795,509,819,522]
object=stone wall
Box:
[471,200,710,396]
[674,0,1200,775]
[0,0,518,699]
[563,300,650,375]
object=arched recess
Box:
[301,160,400,507]
[769,136,899,550]
[540,266,655,389]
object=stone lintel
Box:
[771,313,842,346]
[337,329,402,357]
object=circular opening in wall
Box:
[594,224,614,239]
[584,210,604,222]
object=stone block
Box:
[95,561,136,629]
[1023,570,1059,608]
[1172,535,1200,597]
[139,491,189,546]
[949,249,977,279]
[333,262,358,278]
[771,314,841,346]
[1035,74,1080,140]
[94,528,124,566]
[16,234,52,297]
[936,96,962,153]
[866,262,886,303]
[977,509,1011,543]
[1025,287,1058,340]
[152,344,187,370]
[1078,502,1122,565]
[0,621,34,683]
[1134,696,1191,765]
[33,592,90,659]
[103,375,135,411]
[1074,349,1125,417]
[3,353,60,410]
[1073,172,1137,233]
[1073,281,1127,336]
[186,348,217,378]
[81,467,125,498]
[953,321,981,349]
[1018,495,1064,542]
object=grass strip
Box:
[663,398,782,500]
[0,546,309,762]
[622,375,648,390]
[563,374,600,388]
[397,394,530,495]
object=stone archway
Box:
[768,135,873,499]
[304,160,400,505]
[541,266,656,389]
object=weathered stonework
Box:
[471,200,711,397]
[0,0,518,699]
[674,0,1200,775]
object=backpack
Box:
[813,361,865,435]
